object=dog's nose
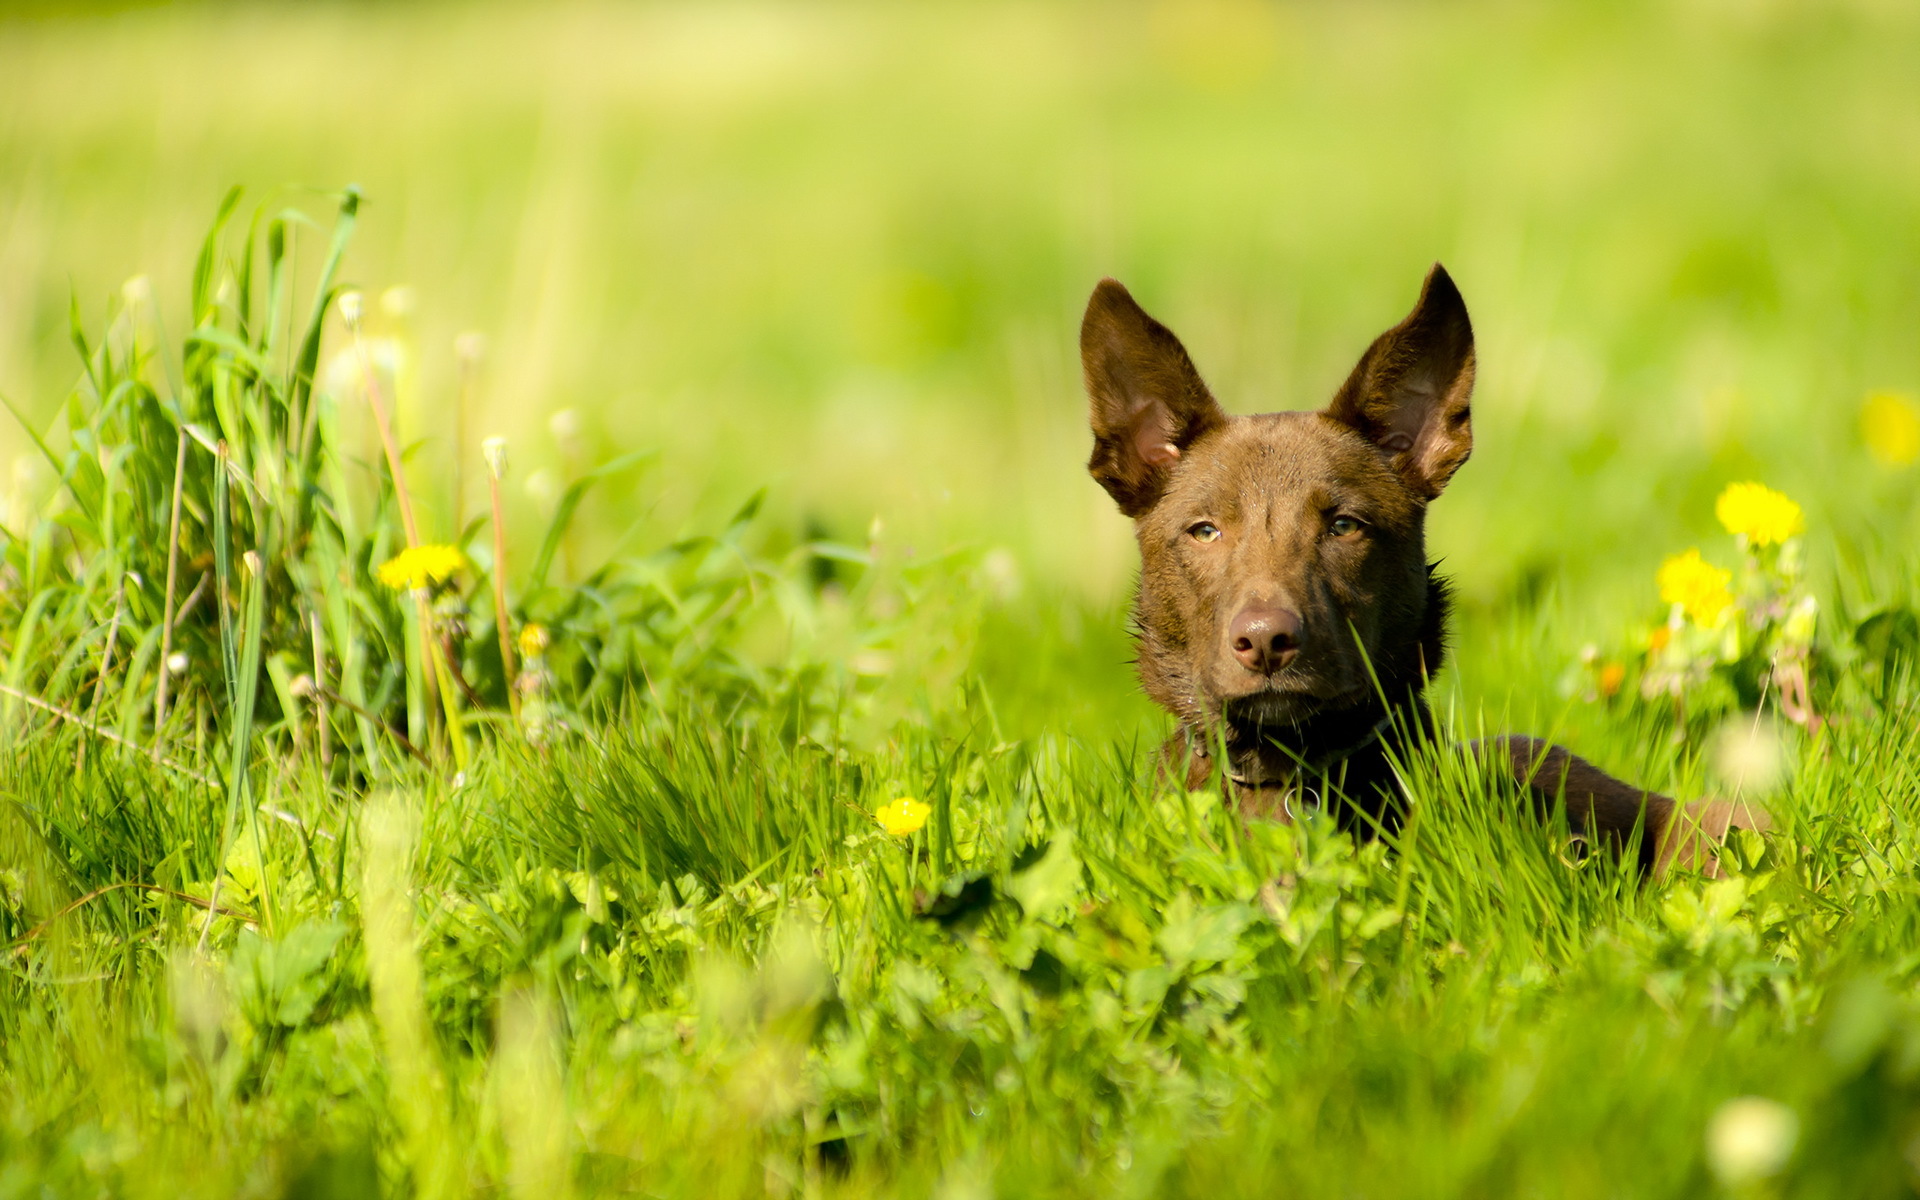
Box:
[1228,605,1303,674]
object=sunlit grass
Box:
[4,1,1920,1196]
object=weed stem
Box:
[151,426,188,753]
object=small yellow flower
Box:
[875,796,931,838]
[517,622,550,659]
[1862,391,1920,466]
[376,544,463,590]
[1597,662,1626,698]
[1714,482,1803,547]
[1658,548,1733,626]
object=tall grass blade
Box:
[525,449,655,593]
[360,790,460,1200]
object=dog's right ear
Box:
[1323,264,1475,500]
[1081,279,1228,518]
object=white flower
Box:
[166,653,189,675]
[1708,715,1790,796]
[1707,1096,1798,1184]
[525,469,559,513]
[379,286,415,319]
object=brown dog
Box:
[1080,266,1764,873]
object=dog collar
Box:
[1207,712,1397,792]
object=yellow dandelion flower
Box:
[1862,391,1920,466]
[376,544,464,590]
[1714,482,1803,547]
[1658,548,1733,626]
[517,622,550,659]
[875,796,931,838]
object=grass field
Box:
[6,1,1920,1196]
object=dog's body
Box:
[1081,266,1747,871]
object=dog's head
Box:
[1081,267,1474,739]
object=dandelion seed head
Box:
[483,436,508,478]
[1707,1096,1798,1185]
[336,290,364,330]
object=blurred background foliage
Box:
[3,0,1919,743]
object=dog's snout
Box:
[1228,605,1303,674]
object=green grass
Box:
[5,1,1920,1196]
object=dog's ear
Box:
[1081,279,1228,518]
[1324,264,1475,499]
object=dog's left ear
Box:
[1324,264,1475,499]
[1081,278,1229,518]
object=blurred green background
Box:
[3,0,1918,741]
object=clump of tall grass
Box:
[0,187,997,1009]
[0,189,991,792]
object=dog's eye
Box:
[1188,522,1222,543]
[1329,516,1364,537]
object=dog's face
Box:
[1081,267,1476,734]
